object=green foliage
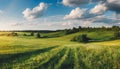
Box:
[36,32,41,38]
[63,26,120,35]
[30,32,34,36]
[71,35,82,42]
[23,33,27,36]
[7,32,18,36]
[114,31,120,39]
[81,34,91,43]
[71,34,91,43]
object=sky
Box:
[0,0,120,30]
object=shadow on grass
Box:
[0,46,58,64]
[60,48,74,69]
[36,48,67,69]
[75,38,119,44]
[86,38,119,43]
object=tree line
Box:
[4,26,120,41]
[63,26,120,35]
[69,26,120,43]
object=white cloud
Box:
[62,22,72,26]
[62,0,106,7]
[62,0,120,19]
[107,0,120,4]
[82,20,93,26]
[90,3,107,14]
[22,2,48,20]
[86,14,120,25]
[0,10,3,15]
[64,7,87,19]
[62,0,88,7]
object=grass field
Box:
[0,31,120,69]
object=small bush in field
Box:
[36,32,41,38]
[71,35,82,42]
[23,33,27,36]
[8,32,18,36]
[81,34,91,43]
[30,32,34,36]
[71,34,91,43]
[114,31,120,39]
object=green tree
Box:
[30,32,34,36]
[36,32,41,38]
[114,31,120,39]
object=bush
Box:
[71,34,91,43]
[30,32,34,36]
[81,34,89,43]
[8,32,18,36]
[114,31,120,39]
[42,36,49,38]
[23,33,27,36]
[36,32,41,38]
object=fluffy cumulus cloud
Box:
[91,0,120,14]
[64,7,87,19]
[22,2,48,20]
[90,3,107,14]
[64,7,99,20]
[62,0,120,15]
[90,0,120,18]
[63,0,120,24]
[20,0,120,29]
[63,0,108,20]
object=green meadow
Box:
[0,31,120,69]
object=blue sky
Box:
[0,0,71,19]
[0,0,120,30]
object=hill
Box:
[0,29,120,69]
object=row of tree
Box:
[9,32,41,38]
[7,26,120,40]
[23,32,41,38]
[63,26,120,34]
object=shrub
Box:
[81,34,90,43]
[23,33,27,36]
[36,32,41,38]
[71,34,91,43]
[30,32,34,36]
[114,31,120,39]
[8,32,18,36]
[71,35,82,42]
[71,36,77,41]
[42,36,49,38]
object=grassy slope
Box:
[0,31,120,69]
